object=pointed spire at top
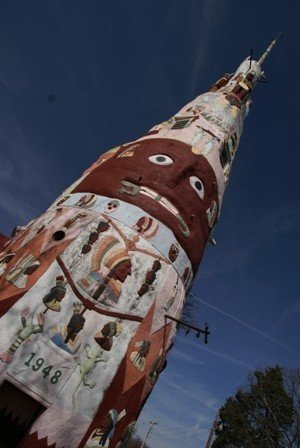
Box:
[257,31,282,66]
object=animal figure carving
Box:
[0,36,280,448]
[70,344,109,419]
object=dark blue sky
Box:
[1,1,299,446]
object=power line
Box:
[188,292,300,357]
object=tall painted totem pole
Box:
[0,37,279,448]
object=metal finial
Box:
[257,31,282,66]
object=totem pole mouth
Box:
[119,180,190,238]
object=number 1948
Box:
[24,352,62,384]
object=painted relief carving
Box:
[119,180,191,238]
[61,214,171,316]
[147,350,164,385]
[52,212,88,239]
[42,275,67,312]
[53,192,193,286]
[0,252,15,276]
[0,43,273,448]
[182,266,192,288]
[195,100,240,134]
[129,340,150,372]
[10,225,27,239]
[96,146,121,165]
[73,138,219,271]
[49,303,86,354]
[0,174,197,448]
[131,260,161,310]
[77,234,132,305]
[0,274,69,364]
[57,195,71,206]
[94,321,123,351]
[70,343,109,417]
[84,409,120,447]
[0,307,44,364]
[6,335,78,405]
[5,254,40,288]
[163,279,179,312]
[22,208,63,248]
[206,200,218,228]
[117,143,140,158]
[70,220,110,270]
[133,216,158,240]
[75,194,97,208]
[39,209,97,254]
[168,242,179,262]
[104,199,120,214]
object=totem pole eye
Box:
[189,176,204,199]
[148,154,174,165]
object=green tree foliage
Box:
[212,366,300,448]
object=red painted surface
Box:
[74,138,218,272]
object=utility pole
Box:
[205,414,218,448]
[141,420,158,448]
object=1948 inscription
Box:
[24,352,62,384]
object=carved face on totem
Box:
[74,138,218,270]
[169,242,180,262]
[110,260,132,283]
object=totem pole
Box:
[0,36,280,448]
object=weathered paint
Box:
[0,52,268,447]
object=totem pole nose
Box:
[167,165,192,189]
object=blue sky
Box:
[0,1,299,447]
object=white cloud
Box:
[189,293,300,358]
[190,0,227,94]
[160,375,220,411]
[177,335,253,369]
[171,347,204,365]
